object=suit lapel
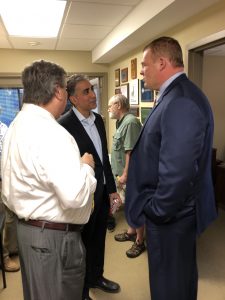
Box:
[94,115,104,143]
[133,100,160,148]
[70,111,101,161]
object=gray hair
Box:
[109,94,130,111]
[22,60,67,105]
[66,74,89,97]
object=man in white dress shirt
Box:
[1,60,97,300]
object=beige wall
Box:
[202,56,225,161]
[0,49,108,73]
[107,0,225,152]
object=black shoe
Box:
[107,215,116,232]
[91,276,120,293]
[82,290,93,300]
[82,287,92,300]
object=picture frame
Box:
[141,107,152,124]
[139,79,154,102]
[131,58,137,79]
[129,79,139,105]
[115,88,121,94]
[115,69,120,87]
[129,105,139,117]
[121,67,128,83]
[120,83,129,99]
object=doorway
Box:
[188,31,225,161]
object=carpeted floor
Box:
[0,208,225,300]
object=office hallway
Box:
[0,209,225,300]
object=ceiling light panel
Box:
[0,0,66,38]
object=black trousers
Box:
[82,186,109,294]
[146,214,198,300]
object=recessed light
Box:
[27,41,41,47]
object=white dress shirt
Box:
[1,104,97,224]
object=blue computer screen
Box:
[0,88,21,126]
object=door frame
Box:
[187,29,225,88]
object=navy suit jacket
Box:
[58,110,116,204]
[125,74,217,234]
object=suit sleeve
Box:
[144,97,207,223]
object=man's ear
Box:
[69,95,77,106]
[55,86,63,100]
[158,57,166,71]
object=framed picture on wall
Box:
[115,69,120,87]
[115,88,121,94]
[120,83,129,99]
[129,79,139,105]
[139,79,154,102]
[121,68,128,83]
[141,107,152,124]
[131,58,137,79]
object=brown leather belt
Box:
[20,219,83,232]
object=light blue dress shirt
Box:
[72,107,103,163]
[157,71,185,101]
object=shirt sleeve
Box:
[123,121,141,151]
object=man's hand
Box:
[117,173,127,187]
[109,192,122,213]
[81,153,95,169]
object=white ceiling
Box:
[0,0,223,64]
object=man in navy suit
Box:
[125,36,217,300]
[58,75,121,300]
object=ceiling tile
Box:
[66,2,132,26]
[72,0,141,4]
[57,38,100,51]
[0,20,7,35]
[0,36,12,48]
[61,24,113,39]
[9,37,57,50]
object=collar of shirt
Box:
[72,106,96,125]
[72,105,103,160]
[158,71,185,100]
[116,113,129,129]
[22,103,55,120]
